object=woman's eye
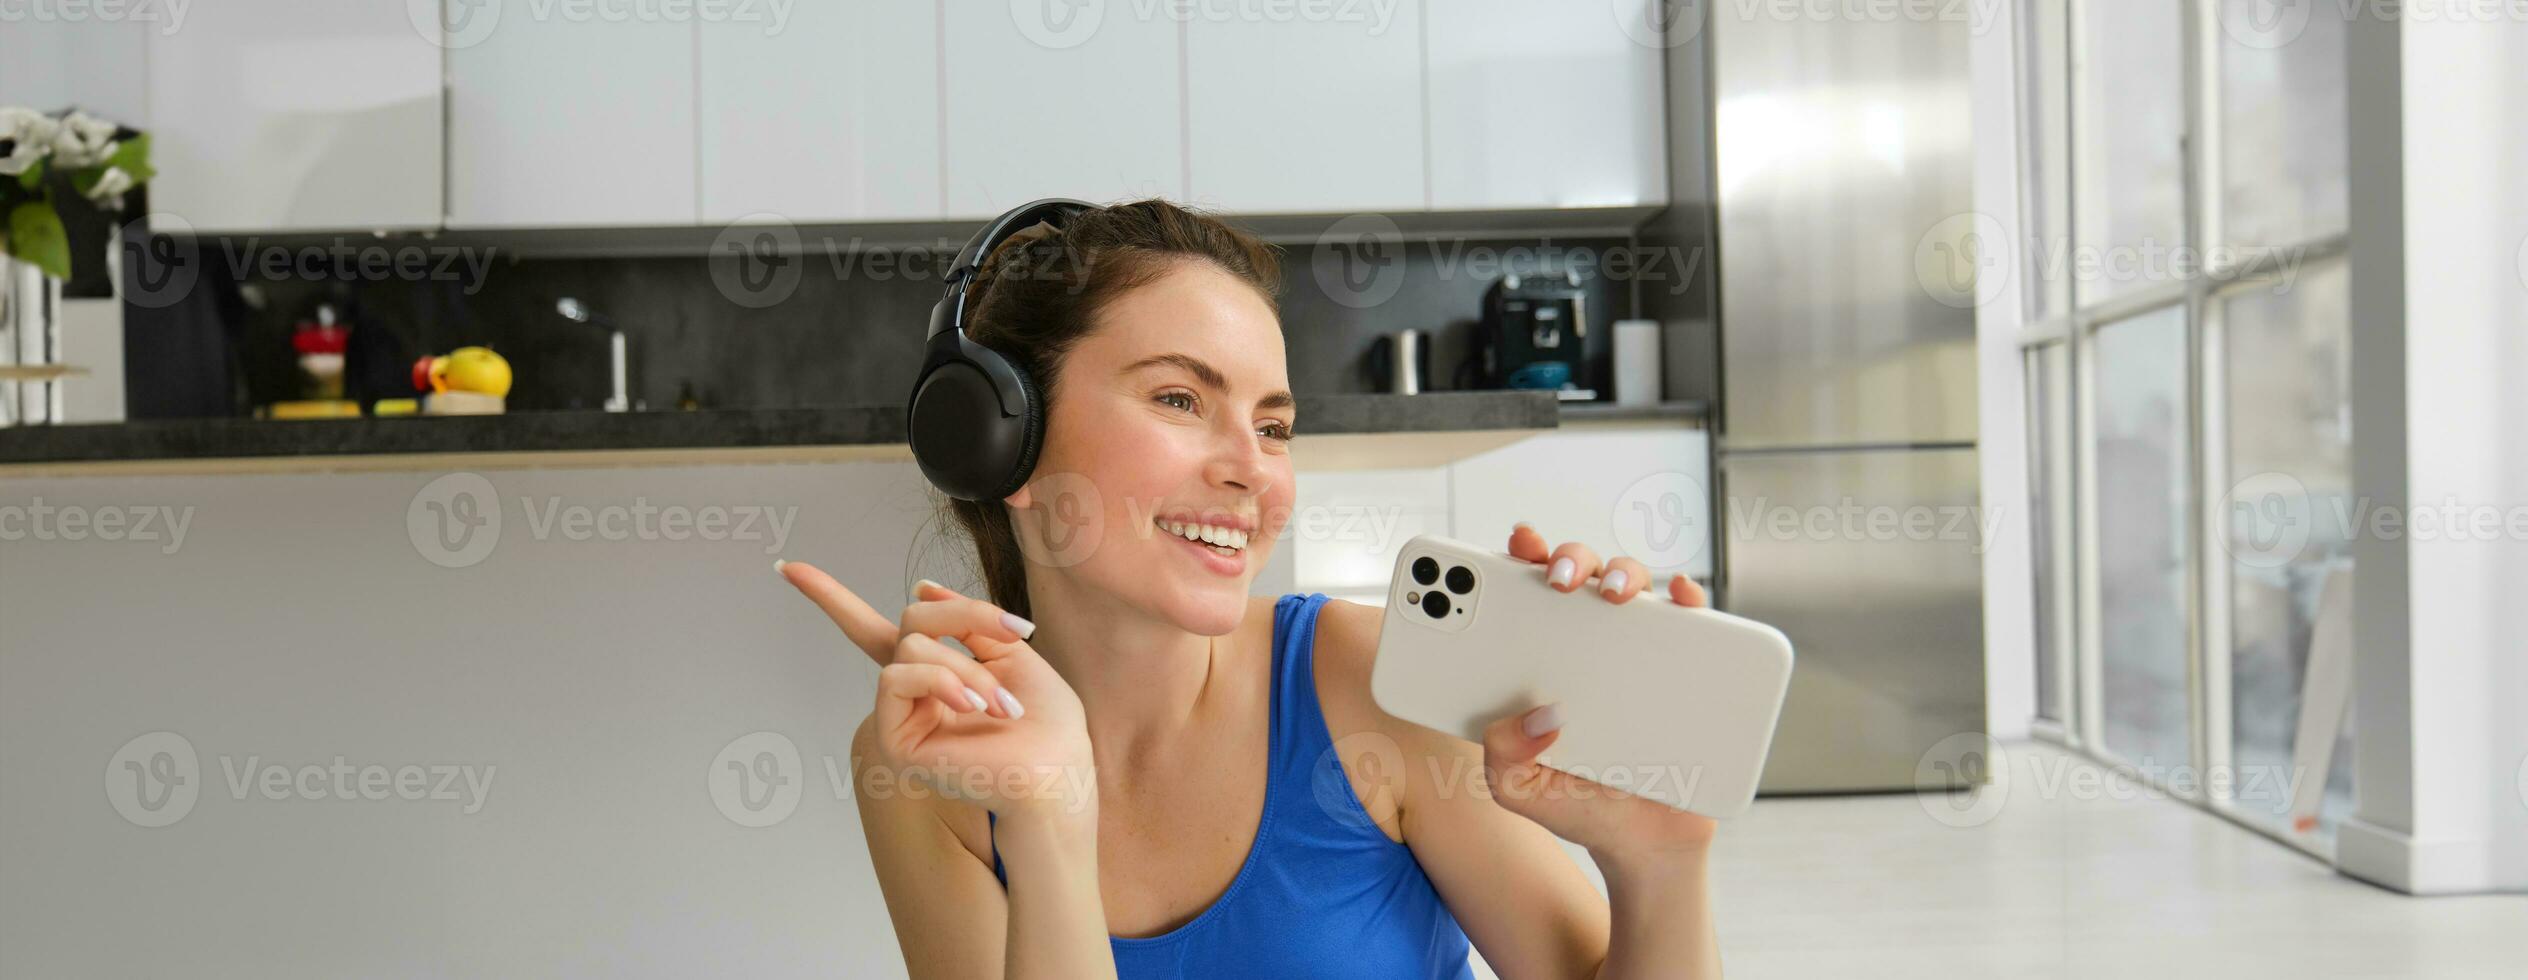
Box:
[1156,391,1197,413]
[1259,421,1294,442]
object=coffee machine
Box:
[1462,271,1589,392]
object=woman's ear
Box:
[1002,482,1034,510]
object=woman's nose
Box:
[1206,429,1274,495]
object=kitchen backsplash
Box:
[155,230,1657,417]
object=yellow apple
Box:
[439,346,513,398]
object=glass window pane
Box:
[2071,0,2186,305]
[2218,0,2350,246]
[2027,343,2074,724]
[2021,0,2072,320]
[2222,261,2355,838]
[2092,306,2191,767]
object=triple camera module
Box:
[1405,555,1476,619]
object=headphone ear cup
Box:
[1000,361,1047,500]
[907,347,1045,502]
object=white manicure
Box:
[1549,557,1575,587]
[1601,569,1627,596]
[964,688,989,712]
[997,688,1025,719]
[1002,611,1036,640]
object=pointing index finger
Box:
[776,560,898,665]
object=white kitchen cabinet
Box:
[940,3,1183,217]
[1184,2,1425,214]
[1425,0,1668,210]
[145,2,441,232]
[446,12,696,227]
[1449,423,1713,582]
[699,3,942,222]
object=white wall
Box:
[1967,0,2036,744]
[2337,7,2528,896]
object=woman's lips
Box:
[1158,519,1248,576]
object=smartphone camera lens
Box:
[1419,589,1450,619]
[1411,557,1439,586]
[1444,566,1475,595]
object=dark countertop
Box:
[0,391,1562,472]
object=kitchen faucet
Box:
[553,297,632,413]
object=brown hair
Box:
[942,199,1283,619]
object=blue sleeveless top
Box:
[986,592,1476,979]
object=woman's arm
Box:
[783,564,1117,980]
[850,718,1113,980]
[1311,530,1724,979]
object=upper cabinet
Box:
[940,3,1185,218]
[1185,1,1426,214]
[135,2,1668,232]
[1426,0,1669,210]
[445,11,696,228]
[699,3,942,223]
[146,1,441,233]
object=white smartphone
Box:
[1368,534,1795,819]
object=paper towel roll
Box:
[1614,319,1662,407]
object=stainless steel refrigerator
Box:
[1704,12,1987,793]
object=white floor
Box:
[1703,742,2525,980]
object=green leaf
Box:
[105,132,154,185]
[6,201,71,280]
[15,160,43,192]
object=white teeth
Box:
[1159,519,1247,552]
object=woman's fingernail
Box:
[773,558,788,576]
[915,578,941,595]
[963,688,989,713]
[997,688,1025,719]
[1522,703,1563,738]
[1514,521,1534,533]
[1601,569,1628,596]
[1549,557,1575,587]
[1001,611,1036,640]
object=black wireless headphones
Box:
[907,198,1096,501]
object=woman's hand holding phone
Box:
[1480,524,1722,861]
[777,561,1095,821]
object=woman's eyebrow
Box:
[1121,353,1295,411]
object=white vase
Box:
[1,255,67,426]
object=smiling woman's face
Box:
[1008,258,1296,636]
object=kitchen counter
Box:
[0,391,1561,476]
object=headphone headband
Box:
[907,198,1097,502]
[928,198,1096,341]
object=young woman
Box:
[778,200,1721,979]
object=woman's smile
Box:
[1154,515,1251,576]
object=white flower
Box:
[0,107,58,175]
[50,110,120,169]
[84,165,134,208]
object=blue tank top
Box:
[986,592,1476,979]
